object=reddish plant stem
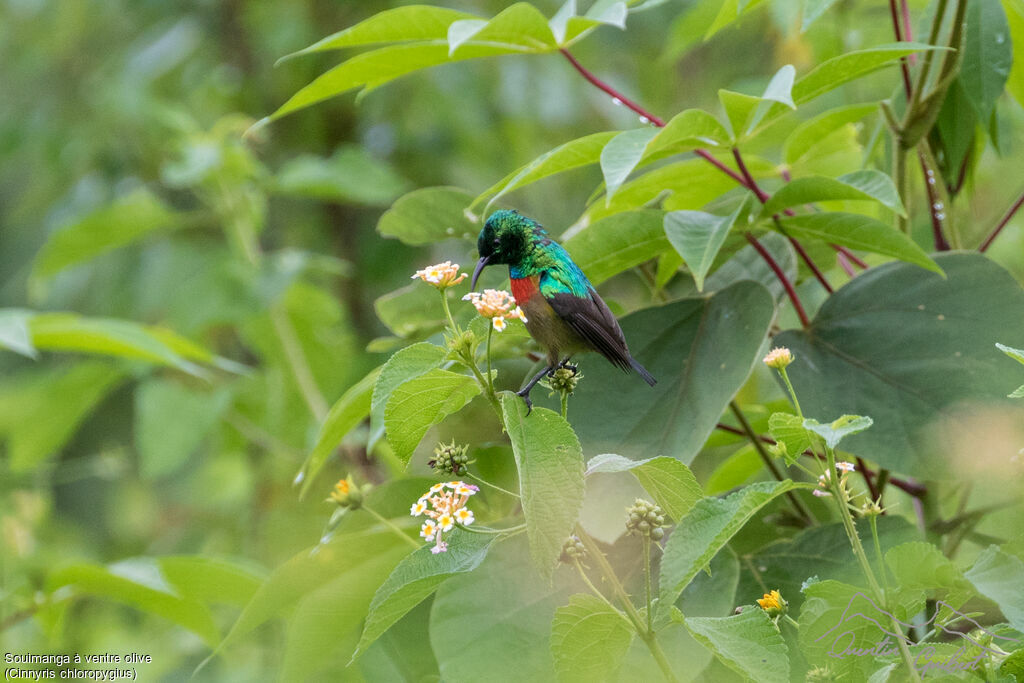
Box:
[560,49,665,126]
[731,148,770,202]
[834,246,869,269]
[901,0,917,62]
[715,423,926,497]
[837,250,857,277]
[746,232,811,327]
[788,235,834,293]
[920,152,950,251]
[980,189,1024,252]
[856,457,881,501]
[694,148,747,186]
[889,0,914,97]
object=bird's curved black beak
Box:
[471,255,491,291]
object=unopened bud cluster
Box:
[625,499,666,540]
[548,364,581,394]
[429,441,470,476]
[560,535,587,563]
[328,475,369,510]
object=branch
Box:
[888,0,914,97]
[560,49,664,126]
[979,189,1024,252]
[745,232,810,327]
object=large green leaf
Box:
[0,362,126,472]
[448,3,556,55]
[553,0,629,46]
[158,556,266,609]
[431,538,570,682]
[476,131,617,209]
[551,594,635,683]
[965,545,1024,631]
[664,204,743,291]
[369,343,448,451]
[585,454,702,521]
[378,186,477,245]
[47,558,221,647]
[33,189,177,279]
[775,212,940,273]
[685,609,790,683]
[282,6,478,59]
[600,128,659,202]
[134,379,231,479]
[659,480,809,618]
[562,210,668,285]
[569,281,774,463]
[792,43,946,105]
[298,366,380,498]
[960,0,1013,121]
[783,103,879,166]
[775,253,1024,477]
[761,170,906,218]
[385,369,481,466]
[502,394,585,579]
[353,534,493,661]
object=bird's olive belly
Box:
[520,295,587,363]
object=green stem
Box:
[894,143,910,234]
[574,558,618,609]
[271,306,329,421]
[909,0,950,113]
[643,536,653,634]
[439,289,460,336]
[783,614,800,630]
[869,514,890,592]
[777,367,803,419]
[465,356,502,417]
[457,522,527,535]
[362,505,421,550]
[486,325,495,395]
[560,390,569,420]
[465,471,520,498]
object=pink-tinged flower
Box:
[762,347,794,369]
[463,290,528,332]
[410,480,477,554]
[411,261,467,289]
[431,541,448,554]
[812,489,831,498]
[836,461,856,473]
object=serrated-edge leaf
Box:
[685,609,790,683]
[767,412,811,464]
[802,414,873,450]
[551,593,635,683]
[502,394,585,580]
[385,369,481,466]
[776,212,941,274]
[965,545,1024,631]
[298,366,381,498]
[584,454,702,521]
[368,343,447,452]
[352,533,492,661]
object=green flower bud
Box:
[559,535,587,563]
[547,364,581,394]
[428,441,471,476]
[625,499,667,539]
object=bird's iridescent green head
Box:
[472,209,546,289]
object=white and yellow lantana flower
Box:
[410,480,478,554]
[462,289,527,332]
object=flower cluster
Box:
[625,498,666,540]
[410,481,478,553]
[411,261,466,289]
[462,289,527,332]
[762,347,794,369]
[328,475,366,510]
[546,364,581,394]
[813,461,856,497]
[559,535,587,564]
[428,441,470,476]
[756,589,788,618]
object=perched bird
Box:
[471,209,656,411]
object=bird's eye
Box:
[493,237,500,246]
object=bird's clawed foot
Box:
[516,387,534,415]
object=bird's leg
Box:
[517,364,555,415]
[556,357,578,375]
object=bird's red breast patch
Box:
[510,276,540,305]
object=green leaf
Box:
[685,609,790,683]
[1004,0,1024,107]
[27,313,216,377]
[353,533,493,661]
[0,363,126,472]
[885,542,973,596]
[704,232,797,303]
[793,43,947,105]
[705,0,768,39]
[551,0,628,45]
[761,170,906,218]
[760,64,796,109]
[965,545,1024,631]
[477,131,617,208]
[134,379,231,479]
[47,558,220,647]
[600,128,659,202]
[802,414,873,450]
[159,556,267,608]
[502,394,585,580]
[718,88,762,138]
[775,253,1024,477]
[431,537,569,681]
[32,189,176,279]
[585,454,702,521]
[767,412,811,464]
[378,186,476,245]
[385,369,481,466]
[551,594,635,683]
[369,343,448,452]
[961,0,1014,121]
[273,147,410,205]
[651,109,731,152]
[562,211,668,286]
[448,3,556,56]
[775,212,940,274]
[664,203,744,291]
[998,343,1024,397]
[784,103,879,165]
[802,0,843,30]
[298,367,380,498]
[569,281,774,464]
[659,480,809,617]
[0,309,36,358]
[281,6,478,59]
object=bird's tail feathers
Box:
[630,357,657,386]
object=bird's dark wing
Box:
[546,287,632,372]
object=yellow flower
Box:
[328,475,364,509]
[757,589,787,617]
[762,347,794,369]
[410,480,477,553]
[411,261,467,289]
